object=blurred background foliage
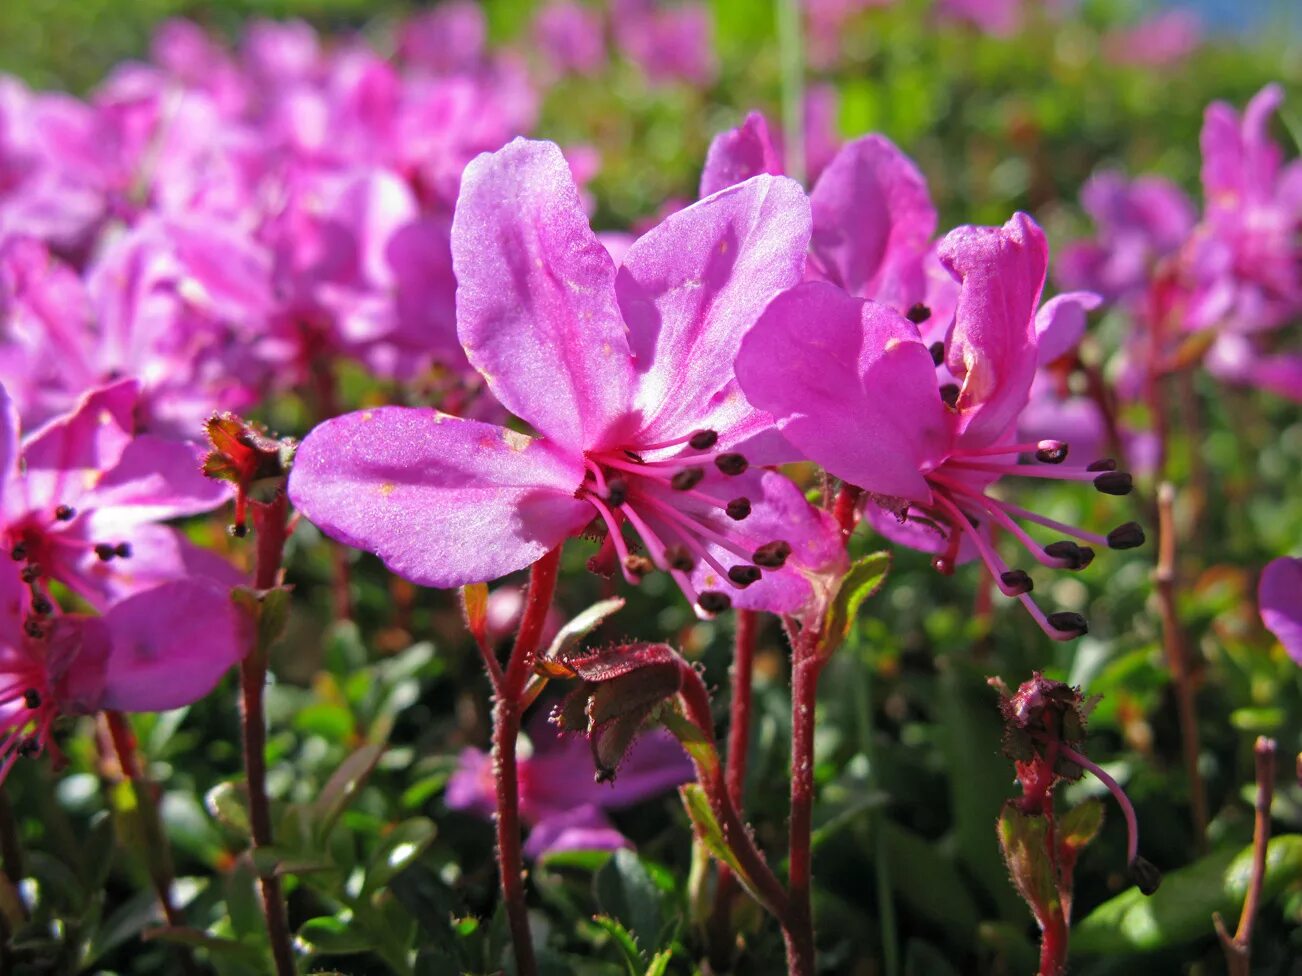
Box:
[2,1,1301,974]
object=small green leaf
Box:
[591,914,643,975]
[595,849,662,956]
[1058,798,1104,853]
[298,915,372,955]
[312,743,385,841]
[679,785,751,893]
[204,782,251,839]
[997,803,1059,926]
[644,948,673,976]
[363,818,438,895]
[1074,835,1302,953]
[821,552,891,657]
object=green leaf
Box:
[312,743,385,841]
[644,948,673,976]
[82,888,159,966]
[204,782,251,839]
[591,914,643,975]
[298,914,373,955]
[145,927,266,966]
[594,849,663,956]
[881,821,981,943]
[658,708,716,776]
[363,818,438,895]
[821,552,891,657]
[1058,798,1104,853]
[679,785,747,884]
[997,803,1060,926]
[1074,835,1302,953]
[904,938,961,976]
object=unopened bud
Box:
[714,453,748,476]
[671,467,705,491]
[728,565,761,587]
[689,429,719,450]
[1107,522,1145,549]
[725,497,751,521]
[1093,471,1133,496]
[1034,440,1068,464]
[752,540,791,568]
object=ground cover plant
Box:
[0,1,1299,974]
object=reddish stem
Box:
[785,630,821,976]
[708,609,760,962]
[1038,898,1069,976]
[1215,737,1277,976]
[492,547,562,976]
[104,712,187,931]
[243,492,296,976]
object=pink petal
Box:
[86,436,231,523]
[288,407,591,588]
[737,281,950,503]
[939,213,1048,449]
[525,805,629,859]
[1034,291,1101,366]
[453,139,633,452]
[699,112,784,198]
[72,521,242,609]
[99,579,250,712]
[1260,556,1302,665]
[809,135,937,309]
[618,174,811,447]
[18,379,138,510]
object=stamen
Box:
[728,565,761,587]
[955,440,1069,461]
[725,498,751,521]
[11,543,26,561]
[115,543,132,559]
[946,460,1107,484]
[689,430,719,450]
[636,494,756,562]
[907,303,932,324]
[714,453,748,476]
[1106,522,1145,549]
[931,492,1031,597]
[939,383,960,407]
[30,595,51,616]
[54,505,76,521]
[698,591,732,614]
[671,468,705,491]
[1047,611,1088,637]
[1044,540,1094,571]
[1092,472,1133,496]
[664,544,696,572]
[1057,743,1154,892]
[23,689,40,709]
[20,564,41,583]
[927,474,1086,568]
[1086,458,1118,472]
[623,554,654,578]
[23,620,43,639]
[605,477,628,507]
[1014,594,1088,641]
[981,495,1111,549]
[752,541,791,568]
[584,493,641,586]
[1034,441,1068,464]
[584,459,611,497]
[1000,570,1033,595]
[929,341,945,365]
[94,544,116,562]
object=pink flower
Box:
[737,214,1142,640]
[290,139,845,617]
[1260,556,1302,665]
[534,1,608,77]
[1103,10,1203,68]
[0,558,247,783]
[446,722,692,859]
[0,381,236,611]
[612,0,718,86]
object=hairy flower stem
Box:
[707,610,760,963]
[243,491,296,976]
[1155,482,1208,849]
[103,712,187,930]
[1214,737,1277,976]
[785,626,822,976]
[492,547,562,976]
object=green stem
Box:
[776,0,806,185]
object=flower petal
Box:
[809,134,936,310]
[288,407,590,588]
[737,281,950,503]
[85,435,231,523]
[619,174,811,446]
[525,805,629,859]
[699,112,784,198]
[1034,291,1101,366]
[99,579,249,712]
[453,138,633,451]
[939,213,1048,449]
[1260,556,1302,665]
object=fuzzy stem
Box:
[104,712,187,932]
[1214,736,1276,976]
[707,609,760,963]
[785,626,820,976]
[492,547,562,976]
[1154,482,1208,849]
[243,491,296,976]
